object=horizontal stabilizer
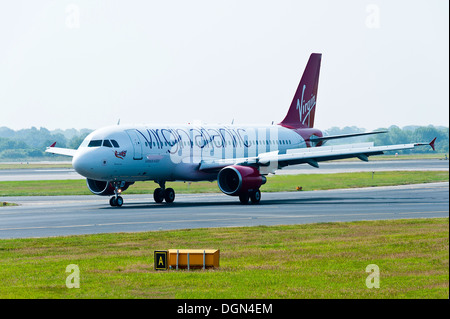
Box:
[310,130,387,145]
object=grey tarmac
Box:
[0,182,448,239]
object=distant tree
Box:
[51,128,79,140]
[369,125,449,154]
[325,126,365,136]
[69,132,90,149]
[0,127,92,160]
[0,127,15,138]
[0,125,447,160]
[0,138,29,152]
[323,126,367,145]
[387,125,409,145]
[41,133,67,149]
[26,149,44,157]
[0,149,29,159]
[412,126,449,153]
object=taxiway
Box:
[0,182,448,239]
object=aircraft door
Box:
[125,129,143,160]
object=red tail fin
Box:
[279,53,322,129]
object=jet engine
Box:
[217,165,266,196]
[86,179,133,196]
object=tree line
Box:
[0,127,92,160]
[0,125,448,161]
[325,125,449,154]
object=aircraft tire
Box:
[110,197,117,207]
[250,189,261,204]
[153,188,164,203]
[239,193,249,204]
[164,188,175,203]
[116,196,123,207]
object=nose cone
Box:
[72,150,94,178]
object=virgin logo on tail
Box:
[278,53,321,129]
[296,85,316,125]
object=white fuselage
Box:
[73,124,308,183]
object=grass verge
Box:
[0,171,448,197]
[0,163,72,170]
[0,218,447,299]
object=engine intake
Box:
[217,165,266,196]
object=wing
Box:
[45,142,77,157]
[199,138,436,174]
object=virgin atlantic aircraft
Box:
[46,53,436,207]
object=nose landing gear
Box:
[109,195,123,207]
[109,182,124,207]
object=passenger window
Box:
[103,140,112,148]
[88,140,102,147]
[111,140,120,148]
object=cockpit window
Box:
[111,140,120,148]
[86,139,119,148]
[88,140,102,147]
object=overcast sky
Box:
[0,0,448,131]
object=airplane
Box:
[46,53,436,207]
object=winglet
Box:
[50,142,57,148]
[429,137,436,151]
[414,137,437,151]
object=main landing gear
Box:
[153,181,175,204]
[239,189,261,205]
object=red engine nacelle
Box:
[86,179,133,196]
[217,165,266,196]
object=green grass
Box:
[0,163,72,170]
[0,218,447,299]
[263,171,449,192]
[0,171,447,197]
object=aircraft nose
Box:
[72,150,93,178]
